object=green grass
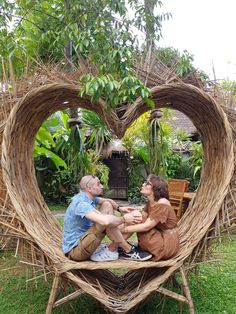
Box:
[0,251,105,314]
[48,203,67,212]
[56,217,64,226]
[1,236,236,313]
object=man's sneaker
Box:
[93,243,107,254]
[90,247,119,262]
[119,245,152,261]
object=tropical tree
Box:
[1,1,205,201]
[34,111,82,201]
[34,110,111,203]
[144,0,172,50]
[123,110,174,201]
[81,109,112,156]
[148,110,174,177]
[0,1,171,77]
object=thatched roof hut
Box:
[100,138,129,159]
[170,110,197,136]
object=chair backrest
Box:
[168,179,189,218]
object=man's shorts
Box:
[67,224,105,261]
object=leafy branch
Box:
[79,74,155,110]
[0,11,44,31]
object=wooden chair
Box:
[168,179,189,219]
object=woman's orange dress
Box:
[138,203,179,261]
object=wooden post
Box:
[179,267,195,314]
[46,273,60,314]
[156,266,195,314]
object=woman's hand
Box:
[118,206,137,213]
[123,210,142,225]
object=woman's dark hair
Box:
[148,174,169,201]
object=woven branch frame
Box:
[0,81,235,312]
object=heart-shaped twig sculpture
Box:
[1,82,234,312]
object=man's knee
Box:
[99,201,113,214]
[94,222,106,233]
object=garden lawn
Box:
[48,203,67,212]
[0,236,236,314]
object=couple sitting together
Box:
[62,174,179,262]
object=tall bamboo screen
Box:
[0,73,236,313]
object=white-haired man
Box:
[62,175,152,262]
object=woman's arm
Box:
[141,211,148,222]
[85,210,140,227]
[122,217,157,233]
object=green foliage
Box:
[123,112,149,202]
[175,50,194,77]
[127,154,148,203]
[124,109,174,179]
[188,141,203,178]
[0,0,171,79]
[165,141,203,192]
[220,79,236,105]
[34,111,80,202]
[34,110,110,203]
[123,112,150,148]
[34,146,67,170]
[84,150,110,190]
[165,152,182,178]
[35,110,111,203]
[34,122,67,170]
[220,80,236,93]
[80,74,154,111]
[123,109,202,194]
[156,46,179,67]
[169,157,200,192]
[123,110,176,201]
[81,109,112,155]
[1,1,206,203]
[156,47,194,77]
[148,118,172,178]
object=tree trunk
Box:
[144,0,156,51]
[64,0,78,119]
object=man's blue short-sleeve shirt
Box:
[62,191,99,254]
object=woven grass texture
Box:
[0,66,235,312]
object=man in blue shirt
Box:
[62,175,152,262]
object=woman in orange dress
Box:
[121,174,179,261]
